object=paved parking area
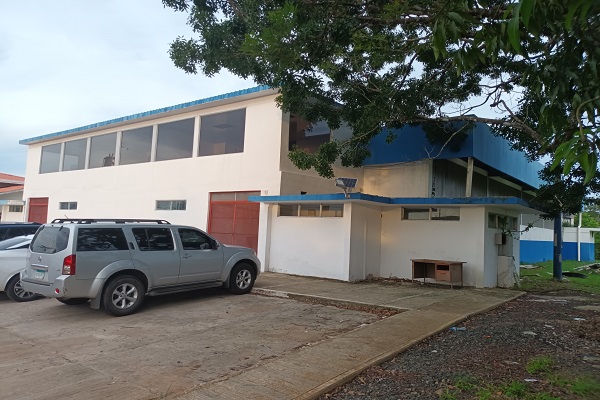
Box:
[0,289,378,400]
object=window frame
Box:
[59,202,78,210]
[402,207,461,221]
[8,205,23,213]
[277,204,344,218]
[156,200,187,211]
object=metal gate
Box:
[208,191,260,251]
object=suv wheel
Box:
[6,276,38,302]
[102,276,145,316]
[228,263,256,295]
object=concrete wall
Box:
[267,204,350,280]
[379,207,487,287]
[520,226,595,263]
[22,95,284,229]
[348,204,381,281]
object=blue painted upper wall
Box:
[363,123,543,189]
[20,85,272,144]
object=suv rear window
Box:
[31,226,70,254]
[76,228,129,251]
[132,228,175,251]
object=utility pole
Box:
[553,212,563,280]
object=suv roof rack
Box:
[50,218,171,225]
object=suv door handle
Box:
[181,254,192,259]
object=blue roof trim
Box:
[20,85,273,144]
[249,193,540,210]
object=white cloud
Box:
[0,0,254,176]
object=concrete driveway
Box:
[0,288,378,400]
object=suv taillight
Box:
[62,255,76,275]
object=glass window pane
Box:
[89,133,116,168]
[156,118,194,161]
[132,228,174,251]
[156,201,170,210]
[321,204,344,217]
[211,192,236,201]
[31,226,70,254]
[488,213,498,228]
[234,191,260,201]
[279,205,298,216]
[178,228,212,250]
[288,115,331,152]
[172,200,186,210]
[120,126,153,165]
[199,109,246,156]
[403,208,430,220]
[40,144,61,173]
[299,204,320,217]
[431,208,460,221]
[76,228,128,251]
[62,138,87,171]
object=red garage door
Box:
[28,197,49,224]
[208,191,260,251]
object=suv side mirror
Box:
[211,239,220,249]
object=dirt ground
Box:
[0,289,378,400]
[321,291,600,400]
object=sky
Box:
[0,1,254,176]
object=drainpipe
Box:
[577,212,582,261]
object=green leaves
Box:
[507,3,521,53]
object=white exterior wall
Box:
[380,207,487,287]
[483,207,521,287]
[520,226,554,241]
[563,227,595,244]
[0,191,25,222]
[267,204,350,280]
[22,95,283,229]
[348,204,381,281]
[362,161,431,198]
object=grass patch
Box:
[519,260,600,294]
[526,355,555,374]
[440,355,600,400]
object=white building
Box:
[21,86,557,288]
[0,173,25,222]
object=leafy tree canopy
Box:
[163,0,599,214]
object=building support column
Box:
[553,212,563,280]
[465,157,474,197]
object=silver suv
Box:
[21,219,260,316]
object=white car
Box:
[0,235,38,302]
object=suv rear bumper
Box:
[21,271,99,299]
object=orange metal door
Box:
[208,192,259,251]
[28,197,49,224]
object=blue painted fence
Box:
[520,240,595,263]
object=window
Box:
[89,133,116,168]
[62,138,87,171]
[59,202,78,210]
[8,205,23,213]
[156,200,186,211]
[299,204,320,217]
[321,204,344,217]
[156,118,194,161]
[40,143,61,173]
[120,126,153,165]
[76,228,129,251]
[488,213,518,230]
[403,207,460,221]
[132,228,175,251]
[278,204,344,217]
[30,226,70,254]
[199,109,246,156]
[289,115,331,152]
[178,228,213,250]
[403,208,430,220]
[431,208,460,221]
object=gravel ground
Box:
[320,291,600,400]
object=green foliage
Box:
[503,381,528,397]
[163,0,600,213]
[526,356,555,374]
